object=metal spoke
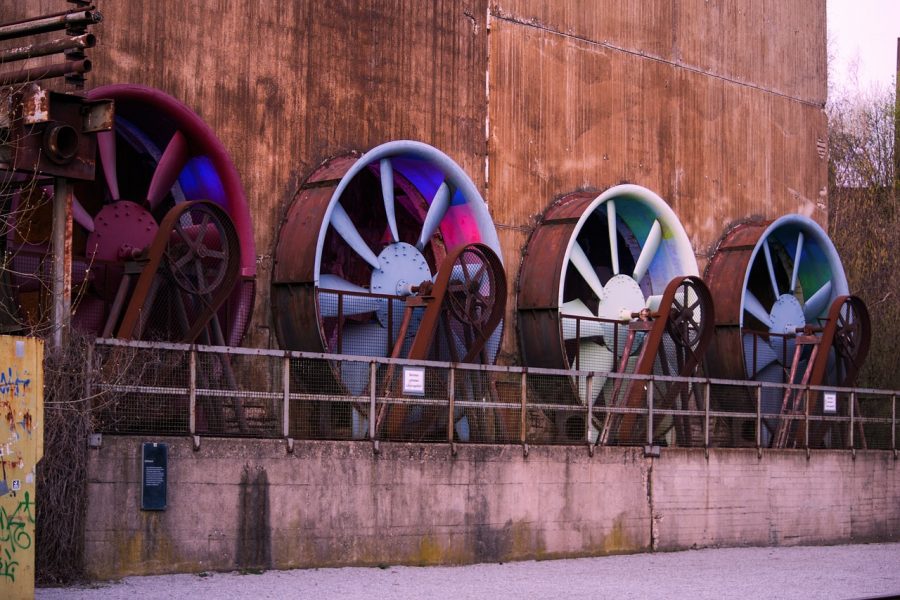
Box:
[147,130,189,209]
[607,200,619,276]
[416,180,451,251]
[762,240,779,298]
[570,240,605,300]
[380,158,399,243]
[632,219,661,283]
[744,290,772,326]
[790,232,804,292]
[330,202,381,269]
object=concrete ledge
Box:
[83,437,900,579]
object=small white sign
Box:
[823,392,837,414]
[11,479,20,491]
[402,366,426,396]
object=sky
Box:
[827,0,900,95]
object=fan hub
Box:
[769,294,805,335]
[598,274,646,322]
[370,242,432,297]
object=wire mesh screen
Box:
[856,392,893,450]
[288,356,359,440]
[195,351,281,438]
[708,381,758,447]
[89,340,898,451]
[94,344,191,435]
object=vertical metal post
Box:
[574,318,580,370]
[188,350,196,435]
[892,394,896,452]
[447,367,455,442]
[50,176,72,350]
[646,379,654,446]
[584,373,594,443]
[704,381,711,449]
[520,370,527,444]
[804,388,810,450]
[369,361,377,440]
[282,355,290,438]
[849,390,855,449]
[756,384,762,449]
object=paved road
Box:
[37,542,900,600]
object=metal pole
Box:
[188,350,196,435]
[804,387,810,450]
[849,390,855,449]
[282,356,290,438]
[704,381,711,449]
[520,370,527,444]
[447,367,455,443]
[756,384,762,448]
[585,373,594,443]
[891,394,900,452]
[647,379,654,447]
[50,176,72,350]
[369,361,377,440]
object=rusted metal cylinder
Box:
[0,58,91,86]
[0,33,96,64]
[0,10,101,42]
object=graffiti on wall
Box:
[0,337,43,595]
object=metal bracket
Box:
[806,447,811,461]
[643,445,661,458]
[450,442,457,457]
[192,435,201,451]
[522,443,529,458]
[372,440,380,455]
[587,444,594,457]
[285,438,294,454]
[87,432,102,449]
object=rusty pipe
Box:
[0,10,101,42]
[0,58,91,87]
[0,34,96,64]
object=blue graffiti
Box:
[0,369,29,397]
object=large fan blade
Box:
[803,280,833,322]
[744,290,772,326]
[147,131,189,209]
[330,202,381,269]
[318,274,386,317]
[743,333,780,377]
[762,240,779,298]
[632,219,662,283]
[416,181,451,251]
[71,196,94,232]
[97,130,120,200]
[569,241,605,300]
[561,299,605,341]
[607,200,619,276]
[575,340,615,375]
[380,159,400,244]
[790,232,804,293]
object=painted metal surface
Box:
[0,336,43,598]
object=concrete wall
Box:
[84,437,900,579]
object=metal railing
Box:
[88,338,898,452]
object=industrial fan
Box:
[272,140,504,439]
[705,215,871,447]
[518,184,712,444]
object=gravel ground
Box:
[37,543,900,600]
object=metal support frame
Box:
[50,177,72,350]
[188,349,196,435]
